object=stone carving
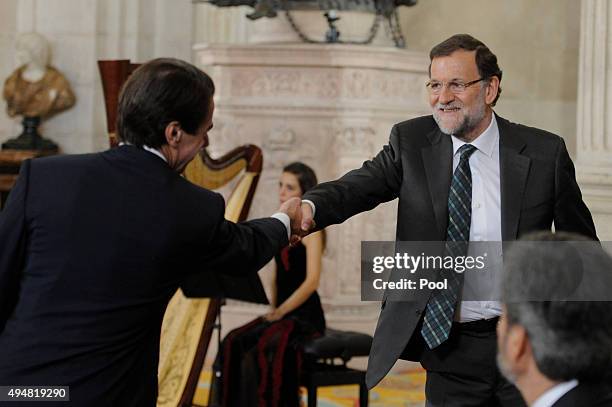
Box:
[336,126,375,157]
[2,33,75,151]
[229,67,425,104]
[267,126,297,150]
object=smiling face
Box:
[279,172,303,204]
[429,50,496,141]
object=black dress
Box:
[210,242,326,407]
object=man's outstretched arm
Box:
[300,124,404,234]
[197,196,303,275]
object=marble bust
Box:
[3,32,75,120]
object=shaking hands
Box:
[278,197,317,244]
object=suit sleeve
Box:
[303,125,403,228]
[0,160,30,331]
[195,193,289,276]
[553,138,598,240]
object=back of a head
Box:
[503,231,612,382]
[116,58,215,149]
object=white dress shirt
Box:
[451,114,503,322]
[532,380,578,407]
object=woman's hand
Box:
[263,308,285,322]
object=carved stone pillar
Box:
[194,43,429,337]
[576,0,612,239]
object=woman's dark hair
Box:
[116,58,215,148]
[429,34,503,106]
[282,162,318,194]
[282,162,326,248]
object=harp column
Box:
[194,43,429,334]
[576,0,612,239]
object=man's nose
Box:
[438,85,455,104]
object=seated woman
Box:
[210,162,325,407]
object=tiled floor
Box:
[194,366,426,406]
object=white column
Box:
[576,0,612,239]
[0,1,20,143]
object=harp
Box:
[98,60,263,406]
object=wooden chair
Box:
[98,59,263,407]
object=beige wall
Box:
[0,1,19,145]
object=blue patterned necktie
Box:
[421,144,477,349]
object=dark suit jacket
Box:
[303,114,597,388]
[0,145,288,406]
[553,382,612,407]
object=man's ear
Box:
[485,76,500,105]
[508,324,531,371]
[164,121,182,146]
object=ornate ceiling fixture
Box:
[193,0,418,48]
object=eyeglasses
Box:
[425,77,486,95]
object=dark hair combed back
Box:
[283,162,318,194]
[117,58,215,148]
[429,34,503,106]
[503,231,612,382]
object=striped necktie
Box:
[421,144,477,349]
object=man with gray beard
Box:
[497,231,612,406]
[297,34,597,405]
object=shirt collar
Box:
[532,380,578,407]
[118,141,168,163]
[451,113,499,159]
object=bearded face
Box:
[428,50,493,141]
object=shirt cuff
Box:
[301,199,316,217]
[271,212,291,241]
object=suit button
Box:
[415,310,421,316]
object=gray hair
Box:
[502,231,612,382]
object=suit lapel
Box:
[422,129,453,238]
[498,115,531,240]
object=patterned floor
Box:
[194,366,426,406]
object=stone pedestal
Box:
[194,43,429,364]
[576,0,612,239]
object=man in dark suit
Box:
[497,231,612,407]
[0,58,301,406]
[299,34,597,405]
